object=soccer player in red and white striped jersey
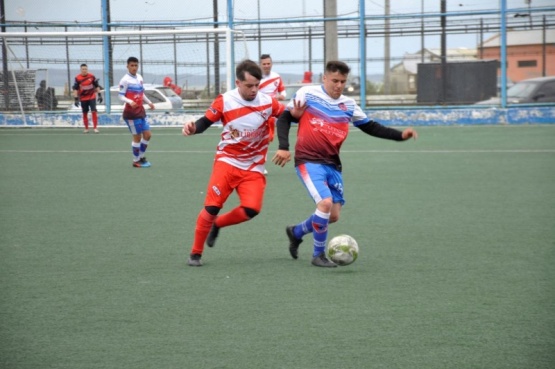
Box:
[259,54,286,101]
[182,59,285,266]
[259,54,286,175]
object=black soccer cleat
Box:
[311,252,337,268]
[187,253,203,267]
[206,223,220,248]
[286,225,303,259]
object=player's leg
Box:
[287,162,329,244]
[287,163,337,266]
[125,119,145,168]
[138,123,152,165]
[207,165,265,248]
[189,162,233,263]
[311,168,344,267]
[216,168,265,228]
[81,100,90,133]
[90,99,99,132]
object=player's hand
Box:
[182,122,196,136]
[97,93,103,104]
[402,127,418,141]
[73,97,79,107]
[272,149,291,167]
[148,103,155,110]
[290,99,307,120]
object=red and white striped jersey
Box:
[205,89,285,173]
[259,71,286,99]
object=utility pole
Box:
[384,0,391,94]
[323,0,338,63]
[525,0,532,27]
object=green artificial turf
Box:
[1,125,554,369]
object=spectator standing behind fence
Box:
[118,56,155,169]
[35,80,57,111]
[259,54,286,175]
[72,63,102,133]
[272,60,418,268]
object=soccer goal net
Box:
[0,27,249,118]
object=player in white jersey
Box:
[181,59,285,266]
[118,57,155,168]
[272,61,418,267]
[259,54,286,101]
[259,54,286,174]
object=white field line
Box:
[1,149,554,154]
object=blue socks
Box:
[132,141,140,162]
[292,209,330,257]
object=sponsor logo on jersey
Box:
[309,117,325,127]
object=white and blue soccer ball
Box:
[326,234,359,266]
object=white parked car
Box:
[69,84,183,112]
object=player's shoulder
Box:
[337,93,357,105]
[297,84,322,96]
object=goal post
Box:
[0,27,249,121]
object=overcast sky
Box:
[5,0,554,80]
[5,0,553,23]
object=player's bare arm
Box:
[182,121,196,136]
[148,102,155,110]
[272,149,291,167]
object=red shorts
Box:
[204,160,266,212]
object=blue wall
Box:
[1,106,554,127]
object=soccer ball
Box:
[326,234,359,266]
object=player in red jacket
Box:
[72,64,102,133]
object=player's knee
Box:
[243,207,259,219]
[205,206,220,216]
[318,198,333,213]
[329,214,340,223]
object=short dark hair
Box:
[127,56,139,64]
[236,59,262,81]
[80,63,87,68]
[325,61,350,76]
[260,54,271,60]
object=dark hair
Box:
[80,63,87,68]
[325,61,350,75]
[260,54,271,60]
[127,56,139,64]
[236,59,262,81]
